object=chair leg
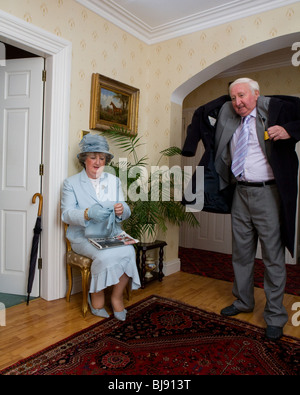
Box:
[81,267,90,317]
[66,263,73,302]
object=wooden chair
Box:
[65,224,92,317]
[64,224,131,317]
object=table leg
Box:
[158,246,164,281]
[141,249,147,288]
[136,249,141,277]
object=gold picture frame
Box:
[89,74,140,135]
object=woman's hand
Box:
[88,203,110,222]
[114,203,124,217]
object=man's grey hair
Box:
[229,78,260,95]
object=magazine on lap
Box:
[88,231,138,249]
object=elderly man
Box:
[214,78,300,340]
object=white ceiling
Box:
[76,0,298,44]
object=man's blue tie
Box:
[231,115,251,178]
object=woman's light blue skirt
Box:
[72,240,141,293]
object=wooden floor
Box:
[0,271,299,371]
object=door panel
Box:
[0,58,44,296]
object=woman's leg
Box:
[111,273,129,312]
[90,290,105,309]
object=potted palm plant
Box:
[100,125,199,241]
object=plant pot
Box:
[140,225,158,243]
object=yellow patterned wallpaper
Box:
[1,1,299,168]
[0,0,299,260]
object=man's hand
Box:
[267,125,290,141]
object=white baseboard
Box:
[162,258,181,276]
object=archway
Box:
[172,33,299,104]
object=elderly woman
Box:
[61,134,140,320]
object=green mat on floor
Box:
[0,293,37,308]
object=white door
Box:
[0,57,44,296]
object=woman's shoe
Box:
[113,309,127,321]
[88,294,109,318]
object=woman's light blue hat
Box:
[77,133,114,159]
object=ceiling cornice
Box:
[76,0,298,44]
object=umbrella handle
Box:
[32,193,43,216]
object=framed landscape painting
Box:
[89,74,140,135]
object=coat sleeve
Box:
[61,178,87,227]
[182,95,231,157]
[115,176,131,222]
[269,96,300,141]
[181,107,203,157]
[283,120,300,141]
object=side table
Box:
[135,240,167,288]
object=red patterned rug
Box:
[179,247,300,296]
[1,295,299,376]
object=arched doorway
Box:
[172,33,300,104]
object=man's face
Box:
[230,83,259,117]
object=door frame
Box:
[0,10,72,300]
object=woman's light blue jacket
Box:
[61,169,130,244]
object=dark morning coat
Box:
[181,95,234,213]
